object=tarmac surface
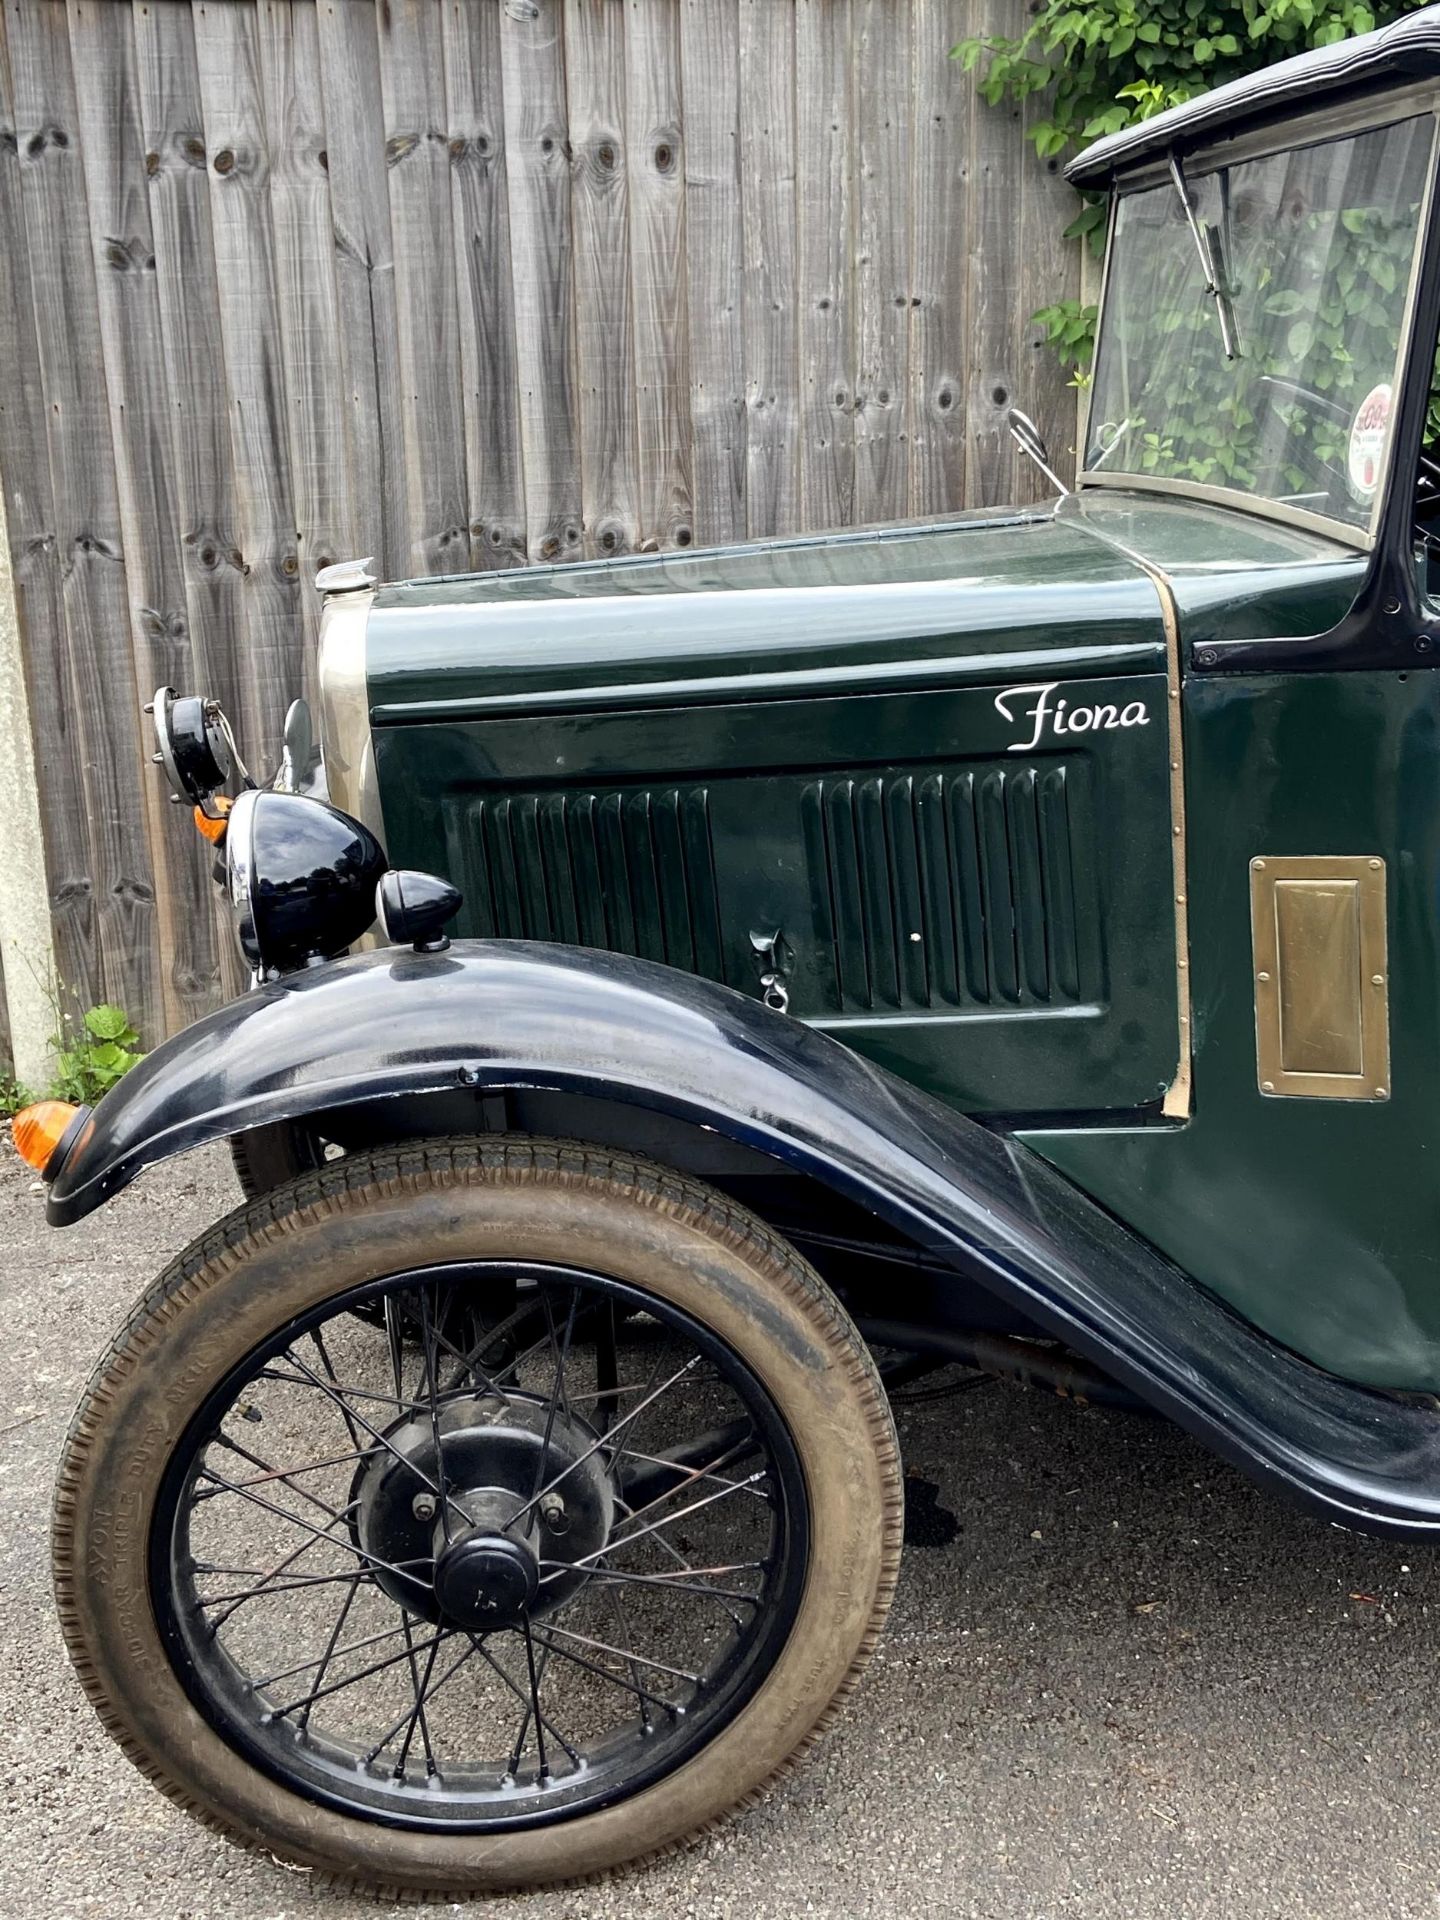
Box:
[1,1141,1436,1919]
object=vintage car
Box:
[19,8,1440,1896]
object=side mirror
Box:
[276,697,325,798]
[1004,407,1070,497]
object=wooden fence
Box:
[0,0,1079,1055]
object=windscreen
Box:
[1086,115,1435,533]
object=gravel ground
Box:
[1,1143,1437,1920]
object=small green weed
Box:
[3,992,146,1131]
[0,1073,34,1119]
[48,1003,145,1105]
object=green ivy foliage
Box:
[954,1,1402,170]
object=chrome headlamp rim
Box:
[225,787,262,971]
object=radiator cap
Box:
[315,555,377,595]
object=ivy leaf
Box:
[1062,201,1107,238]
[1287,318,1316,361]
[1263,289,1307,317]
[84,1004,131,1042]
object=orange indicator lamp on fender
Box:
[11,1099,80,1173]
[194,793,232,844]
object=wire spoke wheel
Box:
[53,1139,902,1894]
[154,1261,806,1828]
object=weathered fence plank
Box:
[0,8,89,1017]
[1019,90,1081,492]
[0,22,56,1088]
[738,0,799,539]
[501,0,582,565]
[315,0,408,576]
[440,0,525,571]
[68,0,220,1031]
[7,0,162,1038]
[626,0,692,552]
[795,0,854,534]
[378,0,469,577]
[192,0,304,774]
[854,0,913,524]
[678,0,744,547]
[256,0,354,674]
[133,0,248,1001]
[965,0,1023,506]
[564,0,638,559]
[909,0,971,515]
[0,0,1078,1053]
[133,1,245,724]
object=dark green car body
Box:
[360,488,1434,1392]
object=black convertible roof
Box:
[1066,6,1440,189]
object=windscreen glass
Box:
[1086,115,1434,532]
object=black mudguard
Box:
[47,939,1440,1537]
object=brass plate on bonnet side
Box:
[1250,856,1389,1101]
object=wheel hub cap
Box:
[433,1529,539,1631]
[351,1390,614,1629]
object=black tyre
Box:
[228,1120,324,1199]
[54,1137,902,1895]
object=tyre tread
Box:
[52,1135,903,1899]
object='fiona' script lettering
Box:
[993,681,1151,753]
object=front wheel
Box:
[54,1138,902,1895]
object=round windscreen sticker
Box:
[1346,383,1392,505]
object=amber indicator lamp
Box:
[11,1099,80,1173]
[193,794,232,844]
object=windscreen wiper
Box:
[1169,152,1240,360]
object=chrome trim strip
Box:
[1062,518,1193,1119]
[1075,471,1376,550]
[316,586,382,843]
